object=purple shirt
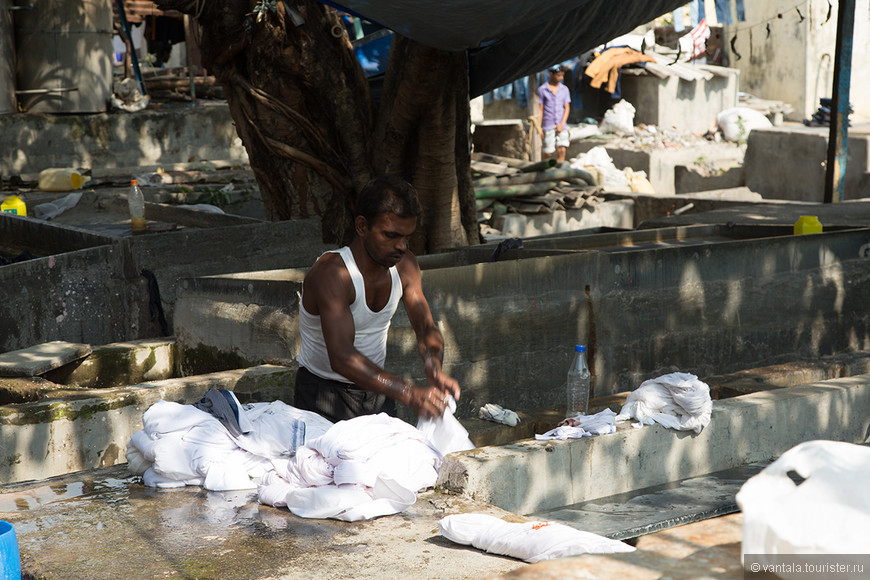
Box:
[537,82,571,131]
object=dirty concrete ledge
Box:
[0,365,296,485]
[438,375,870,515]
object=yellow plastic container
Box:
[794,215,823,235]
[37,168,86,192]
[1,195,26,216]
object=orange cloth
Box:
[584,47,655,94]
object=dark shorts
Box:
[294,366,397,423]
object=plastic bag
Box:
[599,100,636,136]
[32,192,83,220]
[736,440,870,558]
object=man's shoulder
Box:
[396,252,422,284]
[306,250,349,283]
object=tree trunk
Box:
[154,0,478,252]
[373,35,478,252]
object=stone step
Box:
[0,341,92,377]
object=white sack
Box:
[599,100,636,136]
[716,107,772,142]
[736,440,870,560]
[439,513,635,563]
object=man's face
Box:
[550,70,564,82]
[360,212,417,267]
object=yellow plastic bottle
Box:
[1,195,27,216]
[37,168,86,192]
[794,215,823,235]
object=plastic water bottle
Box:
[128,179,146,233]
[566,344,590,417]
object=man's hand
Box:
[424,355,461,401]
[407,384,452,419]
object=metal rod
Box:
[15,87,78,94]
[114,0,147,98]
[823,0,856,203]
[183,14,196,103]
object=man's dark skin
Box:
[300,209,461,418]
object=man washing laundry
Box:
[294,176,461,423]
[537,64,572,163]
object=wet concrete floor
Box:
[0,463,749,580]
[1,465,527,579]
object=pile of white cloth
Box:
[439,513,635,563]
[128,392,475,521]
[535,408,617,440]
[126,397,333,490]
[258,413,445,521]
[615,372,712,433]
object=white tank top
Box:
[296,246,403,383]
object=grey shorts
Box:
[543,129,570,154]
[294,366,397,423]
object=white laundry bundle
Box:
[615,372,712,433]
[258,413,444,521]
[478,403,520,427]
[417,396,475,455]
[438,513,635,563]
[126,397,333,490]
[535,408,617,440]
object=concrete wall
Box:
[619,69,738,134]
[0,102,248,178]
[726,0,870,123]
[568,140,744,195]
[172,225,870,421]
[744,125,870,200]
[0,216,330,354]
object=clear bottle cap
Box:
[575,345,586,352]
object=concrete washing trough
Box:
[2,334,869,521]
[173,222,870,422]
[3,210,870,572]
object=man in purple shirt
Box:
[537,65,572,162]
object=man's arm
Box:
[538,101,545,138]
[306,255,450,418]
[399,256,461,401]
[557,98,570,133]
